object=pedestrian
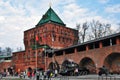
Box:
[54,69,58,77]
[27,71,31,79]
[19,72,23,79]
[74,67,79,76]
[47,69,51,80]
[32,71,35,80]
[44,71,47,79]
[23,71,26,78]
[32,71,35,77]
[50,71,53,77]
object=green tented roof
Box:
[37,7,65,26]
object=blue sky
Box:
[0,0,120,51]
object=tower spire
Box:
[37,2,65,26]
[49,1,52,7]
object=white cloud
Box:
[57,1,119,32]
[105,4,120,13]
[0,42,4,47]
[0,0,56,51]
[60,3,89,28]
[0,0,39,50]
[0,0,119,51]
[52,0,76,6]
[98,0,109,4]
[0,16,5,22]
[0,32,5,36]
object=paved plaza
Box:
[51,75,120,80]
[1,74,120,80]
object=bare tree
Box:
[0,47,13,56]
[76,24,81,43]
[0,47,2,56]
[76,22,89,43]
[16,47,23,51]
[117,23,120,32]
[76,20,113,43]
[5,47,12,56]
[88,20,112,40]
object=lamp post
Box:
[44,47,47,71]
[34,27,38,78]
[51,30,55,71]
[35,41,38,72]
[44,27,47,71]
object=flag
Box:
[35,35,39,41]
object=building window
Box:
[38,51,41,57]
[33,52,36,58]
[40,37,42,42]
[59,37,61,42]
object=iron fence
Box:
[50,75,120,80]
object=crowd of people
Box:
[0,67,80,80]
[18,68,58,80]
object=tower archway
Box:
[104,52,120,74]
[79,57,96,74]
